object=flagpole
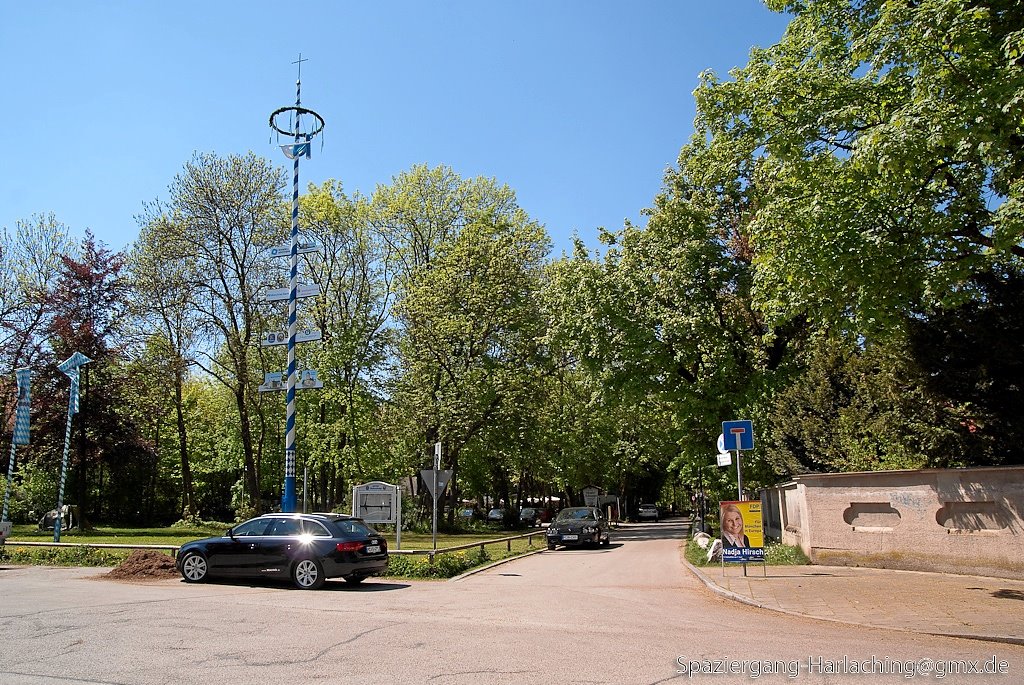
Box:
[54,353,90,542]
[2,441,16,523]
[4,368,31,524]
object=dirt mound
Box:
[105,550,178,580]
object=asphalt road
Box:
[1,521,1021,684]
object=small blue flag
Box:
[13,369,30,445]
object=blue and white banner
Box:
[58,352,92,415]
[13,369,30,445]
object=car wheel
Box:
[292,558,326,590]
[344,575,364,586]
[180,551,209,583]
[547,542,556,551]
[602,535,611,547]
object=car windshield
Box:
[556,508,596,521]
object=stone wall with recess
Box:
[762,467,1024,579]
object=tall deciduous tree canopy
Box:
[697,0,1024,332]
[140,152,285,514]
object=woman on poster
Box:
[720,503,750,548]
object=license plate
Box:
[365,545,381,554]
[562,534,578,541]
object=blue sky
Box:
[1,2,791,258]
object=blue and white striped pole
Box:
[282,76,302,514]
[55,352,90,541]
[2,369,31,523]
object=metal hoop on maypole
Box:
[265,54,325,513]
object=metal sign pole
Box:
[431,469,438,552]
[735,448,743,501]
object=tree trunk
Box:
[174,363,195,519]
[235,385,260,513]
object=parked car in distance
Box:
[637,504,660,522]
[520,507,540,527]
[175,512,388,590]
[546,506,610,549]
[487,508,506,523]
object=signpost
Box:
[264,284,319,302]
[721,420,754,500]
[262,329,322,347]
[269,240,320,258]
[353,481,402,549]
[420,442,451,552]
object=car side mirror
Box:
[226,527,235,539]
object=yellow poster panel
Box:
[720,500,764,562]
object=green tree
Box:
[39,232,153,522]
[142,152,285,514]
[294,181,395,509]
[377,165,551,520]
[694,0,1024,332]
[125,218,201,520]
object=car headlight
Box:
[583,526,597,534]
[546,528,559,536]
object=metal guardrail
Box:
[390,530,542,562]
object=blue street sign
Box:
[722,420,754,451]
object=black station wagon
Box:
[175,512,388,590]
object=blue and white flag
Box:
[13,368,30,445]
[57,352,92,415]
[280,134,312,160]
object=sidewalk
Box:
[685,560,1024,645]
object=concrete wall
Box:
[763,466,1024,579]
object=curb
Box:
[448,547,547,582]
[680,557,1024,647]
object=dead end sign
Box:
[721,420,754,451]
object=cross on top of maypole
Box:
[292,53,308,85]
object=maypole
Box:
[265,55,325,513]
